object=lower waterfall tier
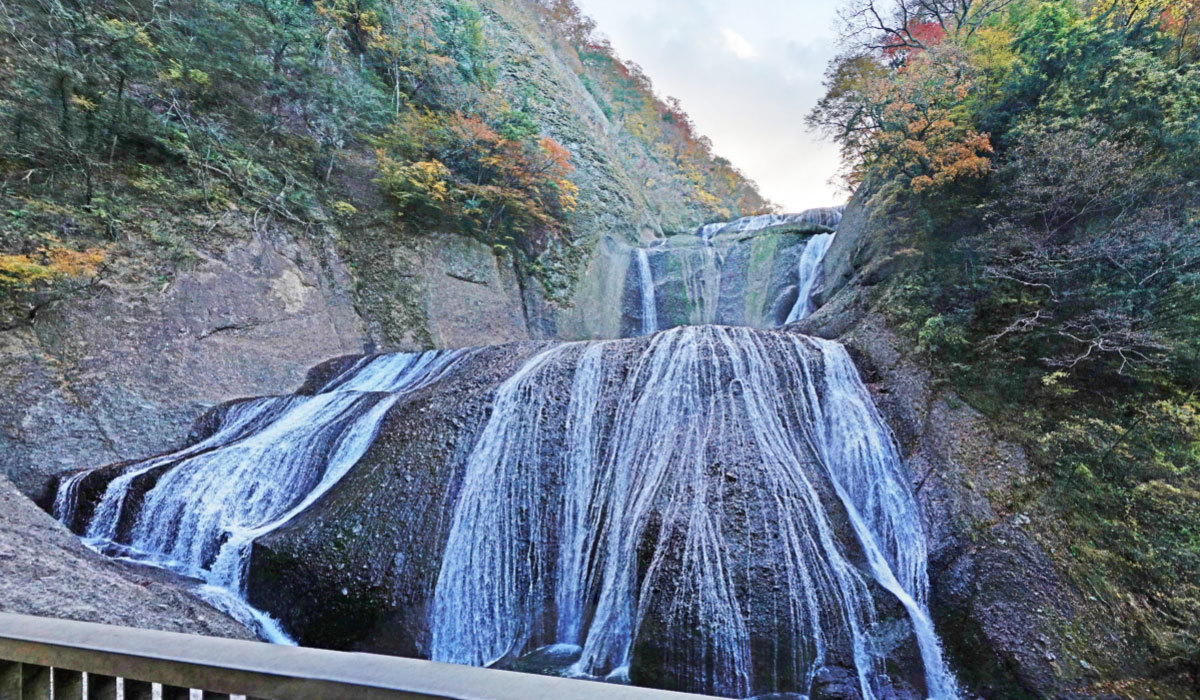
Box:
[58,326,956,700]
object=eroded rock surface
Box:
[0,225,367,500]
[0,474,249,638]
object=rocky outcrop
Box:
[245,342,540,656]
[61,326,944,699]
[0,223,368,500]
[0,474,249,638]
[796,193,1116,699]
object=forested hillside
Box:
[0,0,766,331]
[810,0,1199,693]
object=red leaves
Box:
[882,20,947,60]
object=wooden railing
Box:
[0,613,718,700]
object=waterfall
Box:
[57,201,960,699]
[803,338,958,699]
[784,232,835,323]
[635,248,658,335]
[61,349,472,641]
[430,326,957,699]
[52,470,89,528]
[621,208,840,335]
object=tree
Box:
[809,44,992,190]
[841,0,1018,53]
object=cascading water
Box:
[56,198,960,699]
[62,349,471,640]
[428,327,956,699]
[696,207,845,240]
[785,232,835,323]
[613,206,841,334]
[635,248,659,335]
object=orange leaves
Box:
[873,77,993,194]
[538,137,579,213]
[0,243,105,291]
[458,114,501,147]
[375,102,580,248]
[538,137,574,177]
[811,38,993,193]
[44,245,106,277]
[909,130,992,193]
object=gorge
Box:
[4,0,1196,698]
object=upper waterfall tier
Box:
[570,229,837,338]
[56,326,956,700]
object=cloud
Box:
[573,0,847,210]
[720,28,759,61]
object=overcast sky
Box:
[572,0,847,211]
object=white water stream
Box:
[68,350,471,641]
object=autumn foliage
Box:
[534,0,769,221]
[0,242,105,294]
[811,42,993,192]
[376,106,579,252]
[811,3,1200,673]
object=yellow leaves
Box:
[553,178,580,213]
[376,154,454,218]
[160,60,210,87]
[0,243,105,291]
[0,254,55,286]
[1042,370,1071,387]
[102,18,156,51]
[331,201,359,218]
[408,160,452,202]
[69,95,98,112]
[1091,0,1184,28]
[968,25,1018,82]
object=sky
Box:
[572,0,847,211]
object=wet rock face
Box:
[565,229,829,339]
[50,323,944,698]
[239,327,936,699]
[0,226,369,501]
[245,342,542,656]
[933,524,1074,699]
